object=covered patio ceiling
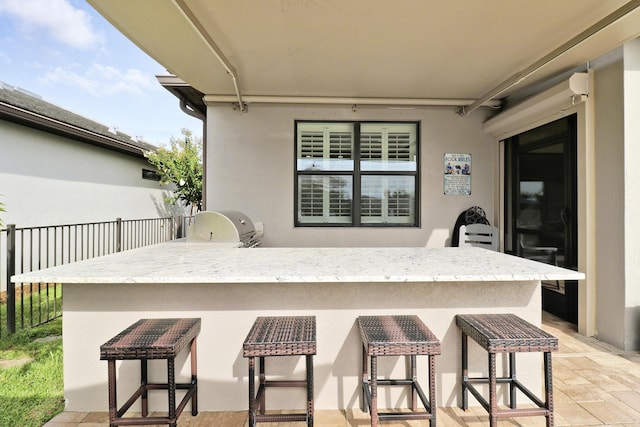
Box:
[88,0,640,114]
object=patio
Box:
[44,312,640,426]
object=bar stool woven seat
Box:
[456,313,558,427]
[357,315,441,427]
[243,316,316,427]
[100,318,200,427]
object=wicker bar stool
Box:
[99,318,201,427]
[357,315,441,427]
[243,316,316,427]
[455,313,558,427]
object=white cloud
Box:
[41,63,157,97]
[0,0,103,49]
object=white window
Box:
[295,121,419,226]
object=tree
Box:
[145,129,203,216]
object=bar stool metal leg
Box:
[410,354,417,412]
[461,330,469,411]
[429,354,437,427]
[259,356,266,415]
[544,352,554,427]
[191,339,198,416]
[107,359,117,427]
[361,343,369,413]
[509,352,517,409]
[141,360,148,417]
[488,353,497,427]
[168,357,176,427]
[371,355,378,427]
[306,355,314,427]
[248,356,256,427]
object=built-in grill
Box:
[187,210,261,247]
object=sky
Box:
[0,0,202,147]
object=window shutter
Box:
[360,132,383,160]
[299,131,324,159]
[387,176,412,217]
[361,129,413,161]
[299,176,324,217]
[298,124,353,161]
[361,176,415,223]
[298,175,352,223]
[361,177,383,218]
[329,131,352,160]
[387,132,412,161]
[329,176,352,217]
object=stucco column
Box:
[623,39,640,350]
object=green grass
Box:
[0,318,64,427]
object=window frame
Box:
[294,120,420,227]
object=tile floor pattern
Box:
[45,313,640,426]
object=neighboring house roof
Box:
[0,82,157,157]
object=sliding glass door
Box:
[504,115,578,322]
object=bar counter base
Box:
[62,279,543,413]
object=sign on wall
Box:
[444,153,471,195]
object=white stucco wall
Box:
[592,39,640,350]
[623,39,640,350]
[0,120,182,228]
[593,52,626,348]
[206,104,495,248]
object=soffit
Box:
[88,0,640,105]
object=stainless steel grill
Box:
[187,211,261,247]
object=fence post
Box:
[116,218,122,252]
[6,224,16,334]
[176,216,183,239]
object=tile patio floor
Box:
[45,312,640,426]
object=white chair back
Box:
[459,224,498,251]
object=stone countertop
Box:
[11,242,585,285]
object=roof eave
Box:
[0,101,149,158]
[157,74,206,118]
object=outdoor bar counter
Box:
[13,243,584,413]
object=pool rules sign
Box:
[444,153,471,195]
